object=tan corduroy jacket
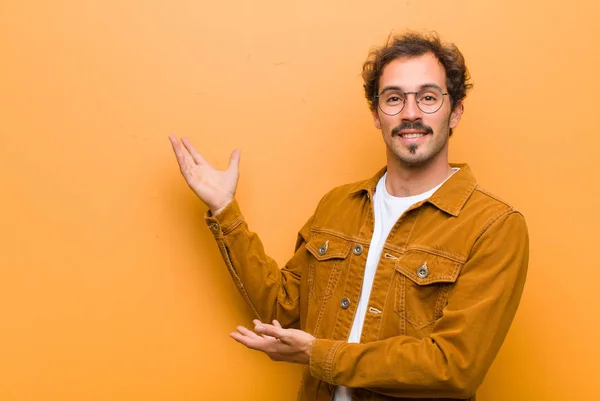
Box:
[205,164,529,401]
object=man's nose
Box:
[401,93,422,120]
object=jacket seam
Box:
[474,185,518,211]
[325,341,344,384]
[402,206,423,248]
[310,228,371,246]
[475,209,517,242]
[221,216,244,236]
[382,243,465,262]
[219,241,263,321]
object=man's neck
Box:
[385,156,454,198]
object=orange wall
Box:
[1,1,598,400]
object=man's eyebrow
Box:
[378,83,445,94]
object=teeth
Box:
[401,133,425,139]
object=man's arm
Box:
[205,199,313,328]
[169,135,309,327]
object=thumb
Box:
[228,149,241,173]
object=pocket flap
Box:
[395,250,462,285]
[305,234,352,261]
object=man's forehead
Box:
[379,53,447,88]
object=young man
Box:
[169,32,529,401]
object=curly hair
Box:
[362,31,473,113]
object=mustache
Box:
[391,121,434,136]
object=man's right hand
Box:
[168,135,240,216]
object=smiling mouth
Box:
[399,133,427,139]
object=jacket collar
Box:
[349,163,477,217]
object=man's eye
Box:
[419,94,438,104]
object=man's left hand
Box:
[230,319,316,365]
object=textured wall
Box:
[1,1,598,400]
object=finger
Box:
[169,135,196,171]
[230,331,257,347]
[255,323,287,340]
[230,332,270,352]
[272,320,282,329]
[261,334,278,340]
[251,320,277,340]
[236,325,261,339]
[181,137,208,165]
[227,149,241,173]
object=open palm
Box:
[169,135,240,215]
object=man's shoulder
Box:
[319,176,373,203]
[465,184,526,232]
[320,167,385,203]
[470,184,521,213]
[308,176,374,221]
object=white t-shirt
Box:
[333,169,458,401]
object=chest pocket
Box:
[394,250,463,328]
[305,234,352,302]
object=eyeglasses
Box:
[376,86,449,115]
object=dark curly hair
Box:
[363,31,473,114]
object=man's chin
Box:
[393,149,432,167]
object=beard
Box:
[387,118,451,167]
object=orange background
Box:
[1,1,599,400]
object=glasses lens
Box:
[416,87,444,113]
[378,90,405,116]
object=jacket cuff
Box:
[309,339,345,384]
[204,200,244,237]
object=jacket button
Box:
[317,241,328,256]
[353,244,363,256]
[340,297,351,309]
[417,263,429,279]
[209,223,220,233]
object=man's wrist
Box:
[210,199,234,217]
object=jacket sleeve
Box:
[205,199,313,328]
[308,210,529,399]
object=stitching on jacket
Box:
[310,227,371,246]
[221,216,244,235]
[430,180,475,215]
[453,181,477,212]
[219,241,263,321]
[475,210,516,243]
[393,274,407,334]
[381,240,468,261]
[377,270,396,340]
[474,186,517,211]
[329,261,351,341]
[434,284,452,320]
[313,260,342,336]
[403,206,423,248]
[399,246,466,263]
[395,259,462,284]
[404,314,437,329]
[400,275,406,335]
[325,341,343,384]
[307,263,315,302]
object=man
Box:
[169,32,528,401]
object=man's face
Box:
[372,52,463,168]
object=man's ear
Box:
[449,101,463,130]
[371,108,382,130]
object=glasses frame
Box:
[375,88,449,116]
